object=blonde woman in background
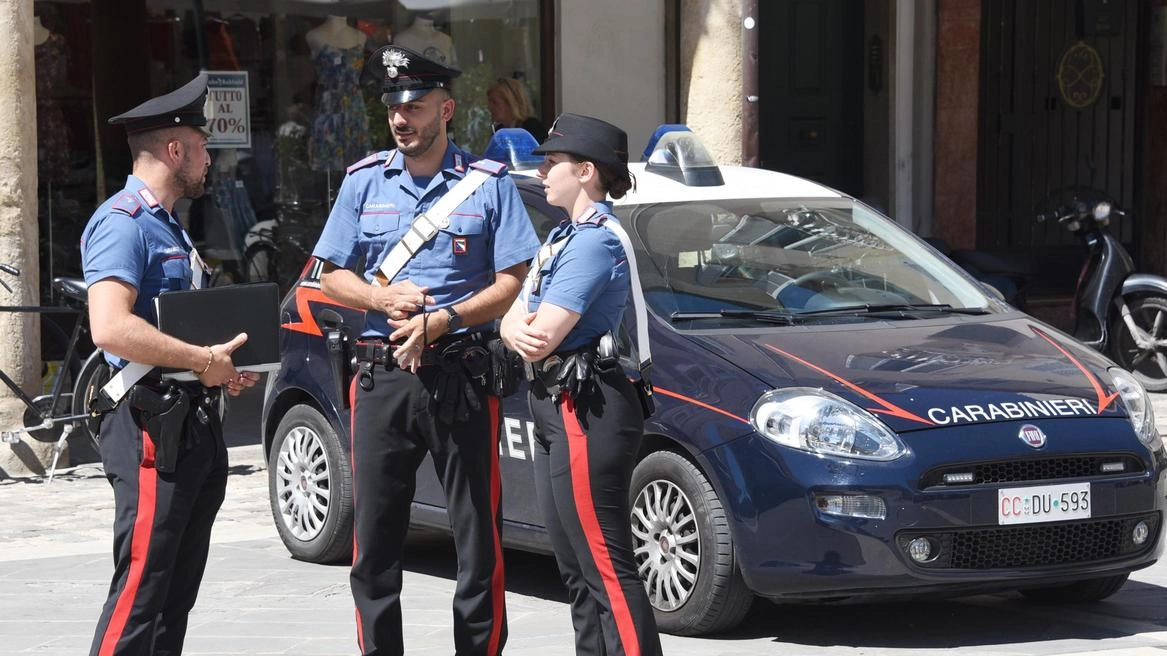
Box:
[487,77,546,141]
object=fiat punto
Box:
[260,127,1166,636]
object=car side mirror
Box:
[980,281,1005,302]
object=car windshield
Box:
[620,198,993,326]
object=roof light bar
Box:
[482,128,544,171]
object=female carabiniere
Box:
[500,113,662,656]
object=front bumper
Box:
[702,417,1167,601]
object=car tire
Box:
[1019,573,1129,603]
[1110,295,1167,392]
[629,450,753,636]
[268,404,353,564]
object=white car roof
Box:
[512,163,846,205]
[619,163,844,205]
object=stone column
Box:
[681,0,743,165]
[0,0,48,478]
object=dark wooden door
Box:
[978,0,1139,295]
[759,0,864,196]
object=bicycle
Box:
[0,263,112,481]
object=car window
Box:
[621,198,991,324]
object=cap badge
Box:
[383,49,410,79]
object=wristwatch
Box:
[444,306,463,332]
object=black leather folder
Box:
[154,282,281,380]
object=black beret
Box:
[533,113,629,167]
[108,73,209,135]
[363,45,461,106]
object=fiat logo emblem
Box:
[1018,424,1046,448]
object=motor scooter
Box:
[1038,188,1167,391]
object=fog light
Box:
[1100,461,1126,473]
[815,494,886,519]
[942,472,975,484]
[1133,521,1150,545]
[907,537,934,563]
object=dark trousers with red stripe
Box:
[90,392,227,656]
[530,370,663,656]
[350,366,507,656]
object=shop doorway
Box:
[758,0,865,197]
[977,0,1139,296]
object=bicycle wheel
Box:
[72,349,112,451]
[23,318,83,442]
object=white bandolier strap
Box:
[101,234,206,407]
[603,220,652,372]
[374,168,493,286]
[520,236,571,304]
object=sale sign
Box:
[204,71,251,149]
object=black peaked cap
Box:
[108,73,209,135]
[363,45,461,106]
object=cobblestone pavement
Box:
[2,394,1167,654]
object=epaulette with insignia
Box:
[347,151,392,174]
[109,193,143,218]
[575,207,608,226]
[469,158,507,175]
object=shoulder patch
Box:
[347,151,392,174]
[575,207,608,227]
[470,158,507,175]
[110,193,142,217]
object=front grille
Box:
[897,513,1159,570]
[920,454,1146,488]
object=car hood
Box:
[679,316,1129,433]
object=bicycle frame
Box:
[0,304,89,431]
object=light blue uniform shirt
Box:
[313,141,539,337]
[527,201,631,353]
[81,175,202,368]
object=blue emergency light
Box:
[642,124,724,187]
[482,128,544,171]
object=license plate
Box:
[998,482,1091,525]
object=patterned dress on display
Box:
[309,44,371,171]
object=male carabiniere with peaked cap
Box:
[311,46,539,655]
[82,72,260,655]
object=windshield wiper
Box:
[792,303,990,317]
[670,304,989,325]
[670,310,796,325]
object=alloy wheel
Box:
[274,424,332,541]
[631,479,701,610]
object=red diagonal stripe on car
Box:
[652,386,750,424]
[282,287,358,336]
[762,343,934,426]
[1030,326,1118,413]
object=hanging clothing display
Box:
[210,165,258,258]
[35,32,71,185]
[309,44,371,171]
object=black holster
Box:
[126,385,190,474]
[487,337,524,397]
[432,343,489,424]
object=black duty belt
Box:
[526,355,564,396]
[354,332,489,371]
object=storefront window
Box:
[32,0,545,294]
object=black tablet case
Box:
[154,282,281,379]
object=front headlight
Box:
[1108,368,1159,447]
[750,387,908,461]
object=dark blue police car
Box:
[261,127,1167,636]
